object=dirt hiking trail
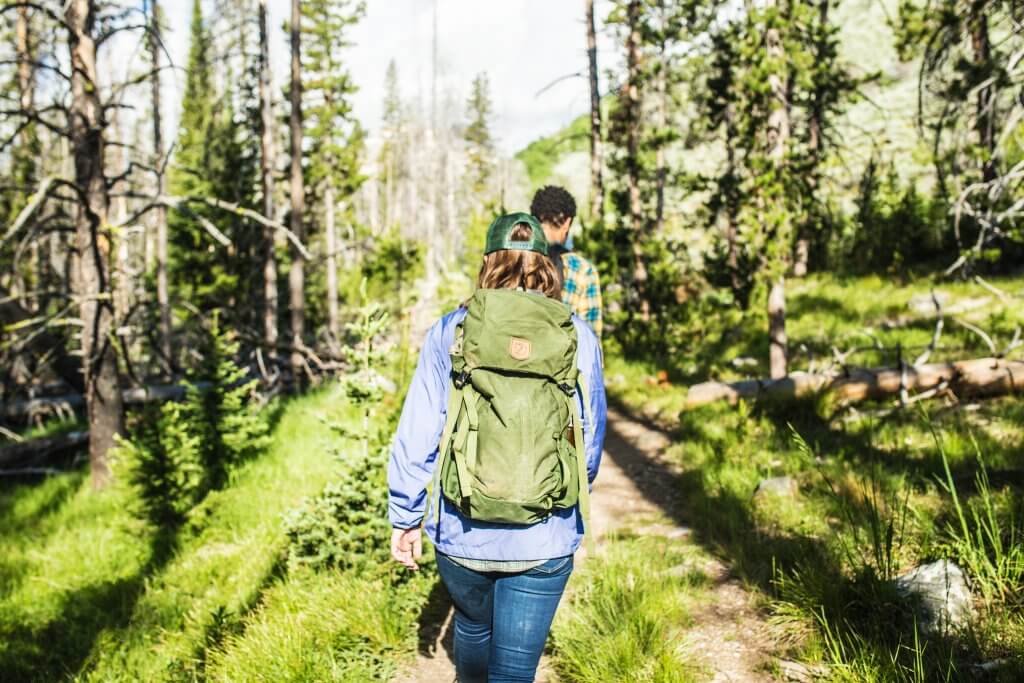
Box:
[395,406,778,683]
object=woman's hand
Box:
[391,527,422,570]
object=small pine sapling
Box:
[112,401,204,527]
[284,280,396,571]
[339,278,391,461]
[187,312,271,489]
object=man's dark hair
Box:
[530,185,577,226]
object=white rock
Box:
[894,560,973,635]
[753,476,799,499]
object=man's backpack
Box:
[429,288,591,530]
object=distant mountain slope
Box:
[514,0,927,212]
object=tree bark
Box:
[324,184,338,349]
[625,0,648,320]
[258,0,278,364]
[65,0,125,489]
[654,5,668,235]
[109,111,131,330]
[288,0,306,385]
[723,102,741,294]
[16,6,32,115]
[685,357,1024,410]
[585,0,604,221]
[768,276,787,379]
[766,0,791,378]
[970,11,996,183]
[149,0,171,374]
[14,6,35,310]
[794,0,829,280]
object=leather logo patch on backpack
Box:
[508,337,532,360]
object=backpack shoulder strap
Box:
[425,325,468,527]
[570,352,596,554]
[425,378,463,527]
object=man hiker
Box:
[530,185,603,338]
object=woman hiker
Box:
[388,212,607,683]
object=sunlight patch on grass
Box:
[550,535,705,683]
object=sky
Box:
[159,0,618,155]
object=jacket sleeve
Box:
[387,318,450,529]
[578,325,607,486]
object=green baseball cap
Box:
[484,212,549,256]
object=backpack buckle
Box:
[452,370,471,389]
[558,382,575,396]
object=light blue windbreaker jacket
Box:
[387,304,607,561]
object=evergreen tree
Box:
[695,0,857,373]
[168,0,260,334]
[379,60,405,231]
[464,72,494,195]
[894,0,1022,267]
[300,0,367,343]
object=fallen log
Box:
[1,382,212,421]
[0,430,88,470]
[685,357,1024,410]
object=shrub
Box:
[284,283,395,572]
[283,444,391,572]
[844,158,948,273]
[112,314,270,528]
[113,401,205,527]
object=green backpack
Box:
[429,288,591,531]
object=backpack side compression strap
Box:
[573,369,595,553]
[426,380,463,527]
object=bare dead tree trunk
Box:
[258,0,278,363]
[324,184,339,348]
[66,0,125,488]
[109,110,130,313]
[971,11,996,183]
[625,0,648,321]
[288,0,306,385]
[654,34,667,234]
[16,6,32,133]
[766,0,791,379]
[14,6,34,310]
[585,0,604,221]
[724,103,740,293]
[768,277,788,379]
[148,0,171,373]
[793,0,828,280]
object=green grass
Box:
[604,274,1024,680]
[0,382,431,682]
[204,567,434,682]
[609,273,1024,389]
[550,535,705,683]
[515,112,591,189]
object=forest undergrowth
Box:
[0,307,437,682]
[2,273,1023,682]
[595,274,1024,681]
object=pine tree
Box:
[379,60,404,231]
[168,0,259,333]
[895,0,1022,267]
[188,313,270,488]
[696,0,857,374]
[300,0,367,347]
[464,72,494,195]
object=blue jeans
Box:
[436,553,574,683]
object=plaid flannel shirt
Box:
[561,252,602,338]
